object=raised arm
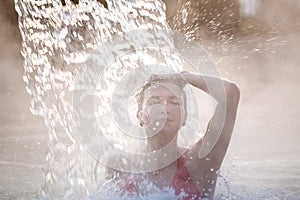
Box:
[182,72,240,169]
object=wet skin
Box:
[140,82,187,148]
[104,72,240,199]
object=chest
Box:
[147,163,178,188]
[122,160,178,190]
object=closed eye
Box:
[146,96,163,105]
[168,97,180,105]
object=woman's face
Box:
[139,82,187,139]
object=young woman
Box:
[104,71,240,199]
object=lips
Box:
[153,118,173,123]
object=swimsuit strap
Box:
[171,155,203,199]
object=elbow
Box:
[226,82,240,104]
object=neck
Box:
[142,133,179,171]
[146,134,178,152]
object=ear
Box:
[136,111,143,126]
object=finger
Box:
[150,74,165,81]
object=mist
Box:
[0,0,299,198]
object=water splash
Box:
[15,0,299,199]
[15,0,173,198]
[14,0,214,198]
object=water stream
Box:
[13,0,300,199]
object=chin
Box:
[159,126,179,137]
[146,121,180,137]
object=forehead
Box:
[143,83,183,99]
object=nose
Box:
[161,101,170,114]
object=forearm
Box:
[183,72,239,103]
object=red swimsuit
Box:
[124,156,203,199]
[171,155,203,199]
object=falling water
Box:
[14,0,216,199]
[13,0,300,199]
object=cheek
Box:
[171,105,182,114]
[147,104,166,120]
[173,107,186,122]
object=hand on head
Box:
[149,72,188,89]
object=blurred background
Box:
[0,0,48,199]
[0,0,299,198]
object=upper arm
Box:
[190,83,240,169]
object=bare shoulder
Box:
[183,138,212,170]
[97,148,126,181]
